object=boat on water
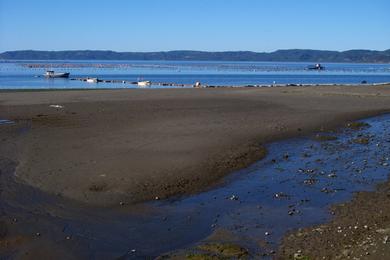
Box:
[86,78,99,83]
[44,70,70,78]
[137,80,152,87]
[307,63,325,70]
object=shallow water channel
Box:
[1,114,390,259]
[0,119,14,125]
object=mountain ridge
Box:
[1,49,390,63]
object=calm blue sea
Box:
[1,60,390,89]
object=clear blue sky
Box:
[0,0,389,52]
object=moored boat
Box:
[137,80,152,87]
[44,70,70,78]
[86,78,99,83]
[307,63,325,70]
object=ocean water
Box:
[0,60,390,89]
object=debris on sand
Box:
[88,183,108,192]
[49,104,64,109]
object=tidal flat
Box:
[1,85,390,258]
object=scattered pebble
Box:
[229,195,239,201]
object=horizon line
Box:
[2,48,390,53]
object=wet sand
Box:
[277,179,390,259]
[1,85,390,206]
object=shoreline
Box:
[1,81,390,91]
[1,85,390,206]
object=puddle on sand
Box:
[1,114,390,259]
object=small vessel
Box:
[44,70,70,78]
[307,63,325,70]
[137,80,152,87]
[86,78,99,83]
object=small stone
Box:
[119,201,125,206]
[274,192,288,198]
[66,236,71,240]
[155,196,160,200]
[229,195,239,201]
[36,232,41,237]
[342,249,351,256]
[376,228,390,234]
[265,231,270,236]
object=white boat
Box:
[137,80,151,87]
[44,70,70,78]
[86,78,99,83]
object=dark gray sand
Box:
[1,85,390,206]
[1,85,390,258]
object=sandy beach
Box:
[1,85,390,207]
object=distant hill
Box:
[1,49,390,63]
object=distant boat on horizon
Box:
[307,63,325,70]
[44,70,70,78]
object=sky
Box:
[0,0,389,53]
